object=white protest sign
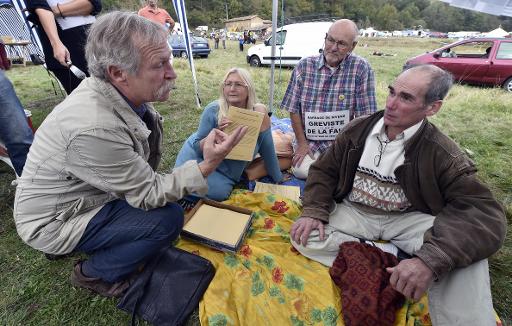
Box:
[305,110,350,141]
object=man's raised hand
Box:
[198,126,247,176]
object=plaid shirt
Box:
[281,54,377,153]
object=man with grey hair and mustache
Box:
[14,11,246,298]
[290,64,506,325]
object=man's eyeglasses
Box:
[223,82,247,89]
[374,135,390,167]
[324,34,351,50]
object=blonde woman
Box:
[175,67,282,201]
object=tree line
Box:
[102,0,512,33]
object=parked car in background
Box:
[168,34,211,58]
[405,38,512,91]
[246,22,332,67]
[428,31,448,38]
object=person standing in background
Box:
[26,0,101,94]
[220,29,227,49]
[238,34,244,52]
[138,0,174,33]
[0,41,34,177]
[214,31,220,49]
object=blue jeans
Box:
[74,199,184,283]
[0,70,34,176]
[175,140,235,201]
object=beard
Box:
[325,51,344,66]
[153,80,173,100]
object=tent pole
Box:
[12,0,43,53]
[172,0,201,108]
[268,0,278,113]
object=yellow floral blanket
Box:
[177,190,501,326]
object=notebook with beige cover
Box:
[253,181,301,203]
[181,199,253,252]
[224,106,264,161]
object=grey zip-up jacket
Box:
[302,111,506,279]
[14,77,207,254]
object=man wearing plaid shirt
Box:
[281,19,377,179]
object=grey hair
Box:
[85,11,168,80]
[217,67,259,124]
[405,64,453,104]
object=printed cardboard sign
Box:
[305,110,349,141]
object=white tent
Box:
[486,26,509,38]
[0,0,43,62]
[360,27,378,37]
[439,0,512,17]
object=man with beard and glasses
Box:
[14,11,247,298]
[281,19,377,180]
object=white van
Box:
[247,22,332,67]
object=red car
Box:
[405,38,512,92]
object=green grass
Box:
[1,38,511,325]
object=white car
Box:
[247,22,332,67]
